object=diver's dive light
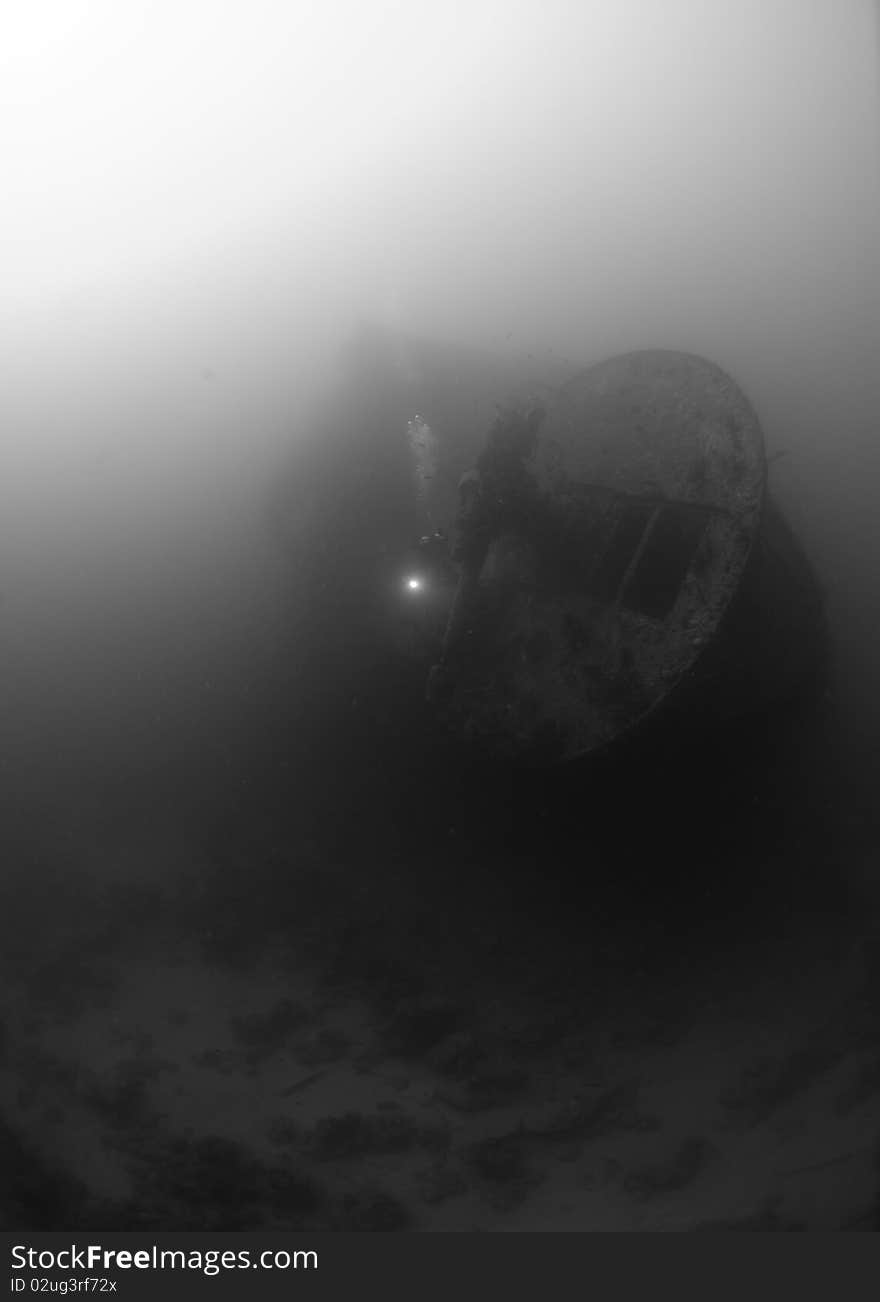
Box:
[400,530,452,600]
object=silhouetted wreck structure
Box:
[337,329,829,765]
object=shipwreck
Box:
[326,329,828,766]
[432,348,827,763]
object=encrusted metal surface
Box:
[438,350,767,762]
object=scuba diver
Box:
[426,401,548,702]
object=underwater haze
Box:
[2,0,880,1233]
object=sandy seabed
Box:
[3,767,879,1234]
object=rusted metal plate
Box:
[436,350,768,763]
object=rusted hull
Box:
[312,329,827,766]
[430,349,827,764]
